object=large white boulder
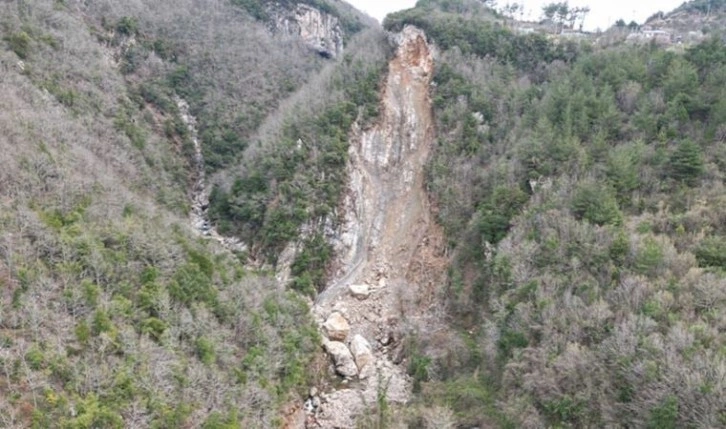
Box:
[323,312,350,341]
[349,334,375,378]
[323,340,358,378]
[349,284,371,300]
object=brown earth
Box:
[308,25,449,428]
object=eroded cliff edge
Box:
[306,25,449,428]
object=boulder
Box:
[323,312,350,341]
[323,340,358,378]
[349,334,375,377]
[348,284,370,300]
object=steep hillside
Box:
[646,0,726,34]
[2,0,725,428]
[307,25,447,428]
[382,1,726,428]
[0,0,374,427]
[207,29,390,276]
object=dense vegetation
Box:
[645,0,726,36]
[386,1,725,428]
[2,0,725,427]
[97,3,325,173]
[0,0,375,426]
[78,0,373,173]
[385,0,580,70]
[673,0,726,14]
[208,30,390,293]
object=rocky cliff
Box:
[303,25,449,428]
[268,2,345,58]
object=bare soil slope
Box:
[309,25,449,428]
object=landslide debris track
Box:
[308,26,448,428]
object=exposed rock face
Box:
[322,312,350,341]
[323,25,440,297]
[322,340,358,378]
[268,3,344,58]
[310,25,448,429]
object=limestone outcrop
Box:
[268,3,344,58]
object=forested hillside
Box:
[1,0,725,427]
[0,0,377,427]
[383,1,726,427]
[646,0,726,34]
[208,31,389,282]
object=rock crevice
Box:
[176,97,246,252]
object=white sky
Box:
[347,0,686,31]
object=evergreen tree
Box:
[668,139,705,185]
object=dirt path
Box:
[308,26,448,428]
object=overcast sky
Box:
[347,0,686,31]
